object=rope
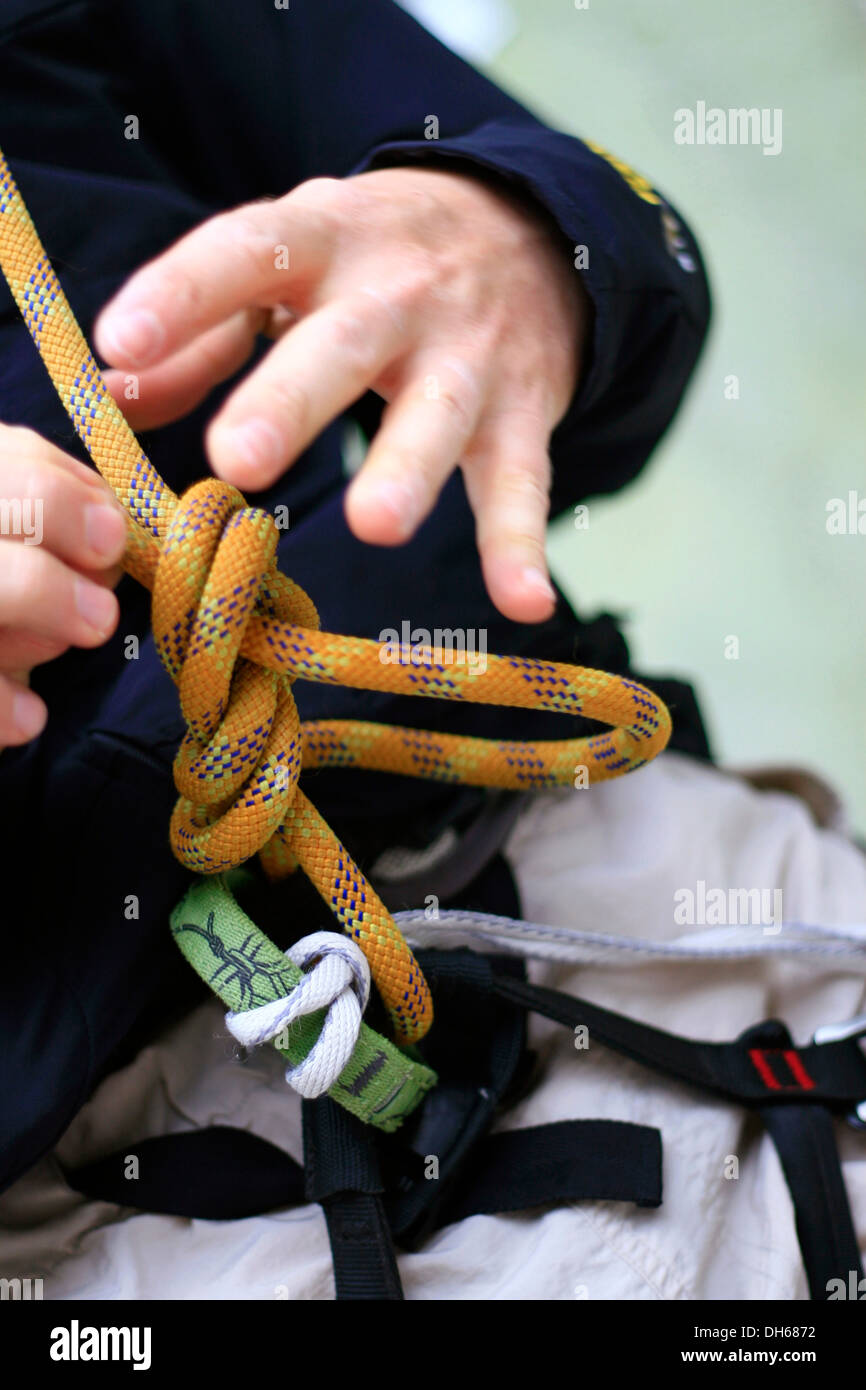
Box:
[393,909,866,968]
[0,145,671,1045]
[226,930,370,1098]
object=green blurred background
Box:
[402,0,866,831]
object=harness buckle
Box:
[813,1013,866,1128]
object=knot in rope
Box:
[147,475,431,1043]
[225,930,371,1098]
[152,477,312,875]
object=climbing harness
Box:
[4,145,864,1302]
[67,895,866,1302]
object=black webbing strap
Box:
[302,1096,404,1301]
[492,973,866,1299]
[382,947,530,1248]
[762,1101,862,1300]
[741,1021,864,1302]
[379,949,663,1249]
[438,1119,661,1225]
[67,1125,306,1219]
[492,974,866,1109]
[65,959,866,1301]
[64,1117,662,1225]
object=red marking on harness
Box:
[782,1050,815,1090]
[749,1048,815,1091]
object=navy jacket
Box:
[0,0,711,1186]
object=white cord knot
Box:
[225,931,370,1098]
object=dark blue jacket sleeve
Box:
[108,0,711,517]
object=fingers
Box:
[0,673,47,747]
[93,183,342,370]
[0,629,68,670]
[0,430,127,568]
[0,422,106,492]
[0,425,126,750]
[345,355,484,544]
[206,289,407,490]
[102,309,264,431]
[0,541,119,648]
[0,633,63,750]
[461,405,557,624]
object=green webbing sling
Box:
[170,874,436,1133]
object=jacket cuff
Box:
[348,118,710,495]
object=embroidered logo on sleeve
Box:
[584,138,661,205]
[584,139,697,273]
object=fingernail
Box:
[75,577,117,636]
[13,689,46,739]
[522,566,556,602]
[369,478,419,538]
[85,503,127,561]
[224,418,284,475]
[101,308,164,366]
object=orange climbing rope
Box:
[0,146,672,1045]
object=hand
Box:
[0,425,126,747]
[94,166,590,622]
